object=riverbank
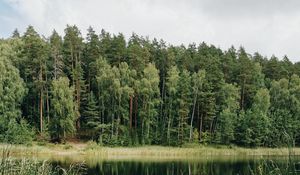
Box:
[1,142,300,160]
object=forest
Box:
[0,25,299,147]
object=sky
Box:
[1,0,300,61]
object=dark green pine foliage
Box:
[240,88,271,147]
[63,25,84,129]
[83,26,101,92]
[50,30,64,80]
[177,69,192,145]
[83,91,100,140]
[21,26,48,134]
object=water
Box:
[49,155,300,175]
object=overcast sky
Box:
[1,0,300,61]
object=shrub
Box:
[0,119,33,144]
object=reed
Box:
[0,147,85,175]
[250,133,300,175]
[1,142,300,159]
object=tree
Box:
[22,26,48,134]
[83,91,100,140]
[83,26,101,92]
[49,77,76,142]
[177,69,192,144]
[222,46,237,83]
[12,29,20,38]
[189,70,206,142]
[93,57,114,144]
[63,25,84,129]
[165,65,180,145]
[50,30,64,79]
[0,55,30,143]
[286,75,300,144]
[215,83,239,144]
[138,63,160,144]
[241,88,271,147]
[3,25,300,147]
[127,34,150,74]
[0,55,26,120]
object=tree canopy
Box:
[0,25,300,147]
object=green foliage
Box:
[241,89,271,147]
[215,83,240,144]
[0,56,26,120]
[177,69,192,145]
[2,25,300,147]
[165,65,180,145]
[138,63,160,144]
[0,55,31,144]
[2,119,33,144]
[49,77,76,142]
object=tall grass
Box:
[250,132,300,175]
[0,148,86,175]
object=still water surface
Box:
[48,155,300,175]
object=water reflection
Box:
[50,155,300,175]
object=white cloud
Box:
[2,0,300,61]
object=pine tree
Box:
[83,26,101,92]
[177,69,192,145]
[63,25,84,129]
[83,91,100,140]
[22,26,48,134]
[50,30,64,79]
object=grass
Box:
[0,148,85,175]
[250,148,300,175]
[1,142,300,160]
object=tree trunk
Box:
[199,113,203,141]
[167,102,172,145]
[134,95,138,129]
[240,78,246,110]
[129,96,133,129]
[197,102,201,141]
[40,90,43,134]
[111,98,114,137]
[46,89,50,124]
[46,71,50,124]
[160,76,165,126]
[54,52,57,80]
[189,92,198,141]
[39,64,43,134]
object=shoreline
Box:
[1,143,300,160]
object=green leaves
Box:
[2,25,300,147]
[0,56,26,120]
[138,63,160,144]
[240,88,271,147]
[49,77,76,142]
[215,83,239,144]
[0,54,30,144]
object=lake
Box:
[47,155,300,175]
